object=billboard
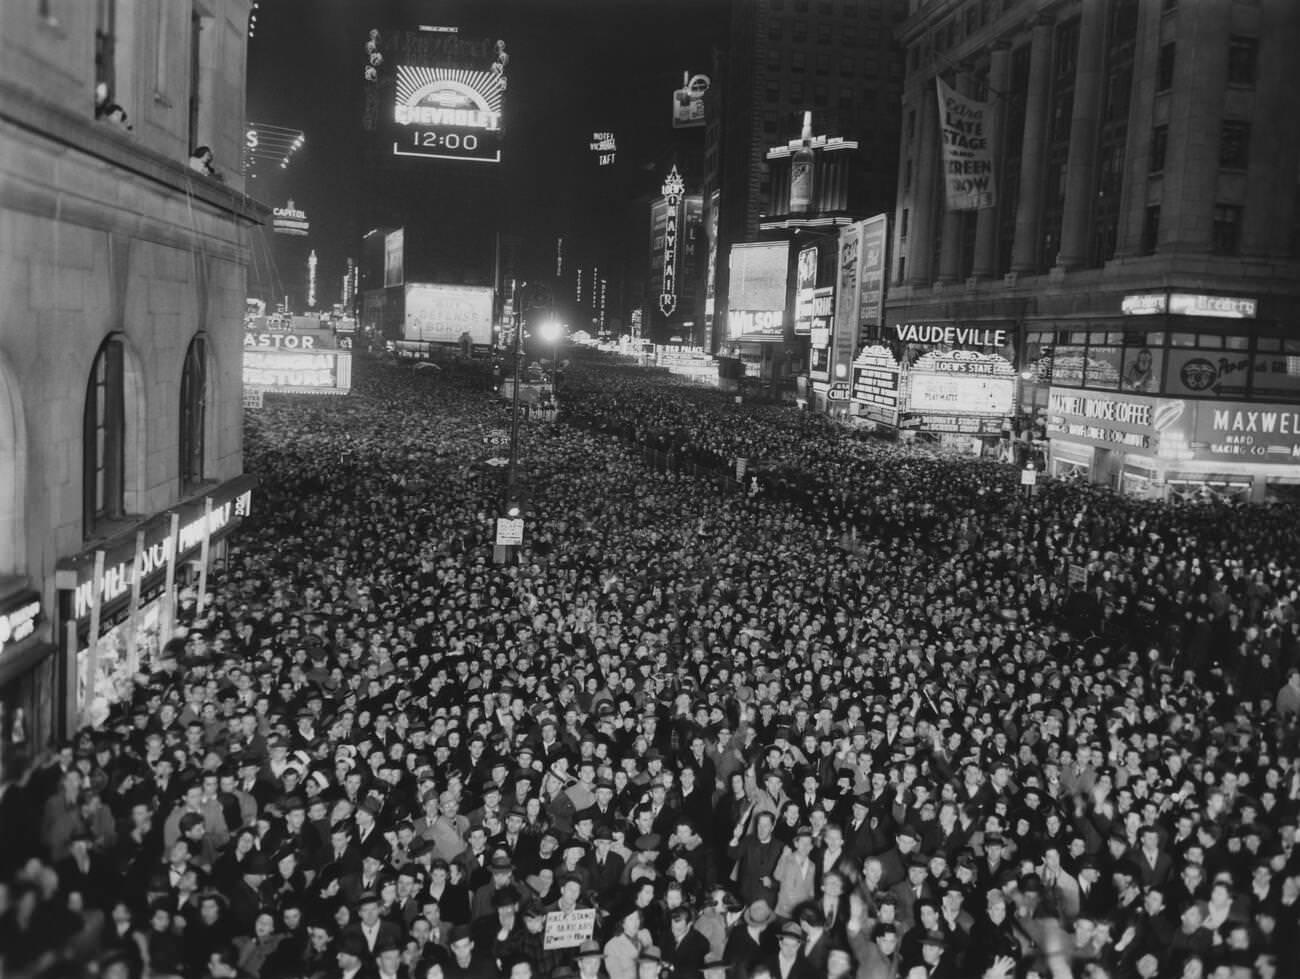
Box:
[726,241,788,341]
[794,246,817,336]
[384,229,404,287]
[831,223,861,377]
[243,350,352,395]
[905,349,1015,421]
[672,72,710,128]
[858,214,887,334]
[404,283,494,344]
[393,66,504,163]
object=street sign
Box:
[483,430,509,446]
[495,517,524,545]
[243,388,264,409]
[485,457,509,468]
[827,382,851,402]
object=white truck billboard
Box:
[404,283,494,345]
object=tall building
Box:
[704,0,908,355]
[887,0,1300,500]
[0,1,264,752]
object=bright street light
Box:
[538,320,563,344]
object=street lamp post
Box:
[539,319,562,400]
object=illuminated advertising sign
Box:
[243,350,353,394]
[660,166,685,318]
[1121,292,1258,319]
[1194,402,1300,463]
[727,241,789,341]
[384,229,404,287]
[794,246,817,336]
[907,350,1015,420]
[0,590,40,656]
[272,199,310,237]
[672,72,710,128]
[831,224,861,376]
[809,287,834,382]
[891,323,1008,348]
[858,214,888,333]
[393,66,504,163]
[404,283,494,345]
[851,345,900,426]
[591,131,616,166]
[57,477,255,633]
[1045,389,1161,450]
[244,329,336,351]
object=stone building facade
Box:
[0,0,265,752]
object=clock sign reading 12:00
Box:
[392,66,504,164]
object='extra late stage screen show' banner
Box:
[936,77,994,211]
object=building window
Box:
[94,0,117,113]
[791,81,805,103]
[839,86,854,109]
[1141,205,1160,254]
[817,24,832,45]
[898,255,906,282]
[901,208,910,238]
[814,84,828,106]
[1212,204,1242,255]
[965,6,979,36]
[792,51,806,72]
[1227,36,1258,87]
[842,2,858,17]
[180,334,207,491]
[1149,125,1168,172]
[769,22,784,42]
[816,54,830,75]
[904,159,912,190]
[1219,120,1251,170]
[1156,43,1175,92]
[794,0,809,11]
[906,109,916,140]
[188,9,204,151]
[793,22,808,42]
[766,82,780,103]
[84,335,126,534]
[840,56,855,77]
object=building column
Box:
[972,44,1010,279]
[1113,0,1164,258]
[937,75,969,285]
[1010,16,1055,275]
[1240,0,1300,258]
[907,85,940,287]
[1158,0,1232,254]
[1055,0,1107,270]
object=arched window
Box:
[179,333,207,491]
[84,334,126,533]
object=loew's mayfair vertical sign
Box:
[935,78,995,211]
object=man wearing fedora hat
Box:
[763,920,814,979]
[575,939,609,979]
[724,900,776,972]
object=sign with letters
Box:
[0,591,41,656]
[936,78,994,210]
[543,909,597,950]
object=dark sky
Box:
[246,0,731,301]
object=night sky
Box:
[246,0,732,300]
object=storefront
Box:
[1045,388,1300,501]
[0,586,53,759]
[54,475,255,732]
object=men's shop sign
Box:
[56,477,255,631]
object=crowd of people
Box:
[1,349,1298,979]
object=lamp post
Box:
[538,319,563,398]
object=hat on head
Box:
[635,833,662,853]
[337,933,369,959]
[449,924,473,945]
[489,854,514,873]
[778,921,804,940]
[744,900,774,928]
[577,941,603,960]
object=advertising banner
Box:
[1045,388,1163,450]
[1163,348,1252,400]
[726,242,788,341]
[851,345,900,426]
[794,246,817,336]
[906,350,1015,420]
[935,78,995,211]
[384,229,404,288]
[404,284,494,345]
[809,287,834,382]
[244,329,337,351]
[831,223,861,378]
[858,214,887,334]
[392,66,505,163]
[243,350,353,395]
[672,72,710,128]
[1192,402,1300,464]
